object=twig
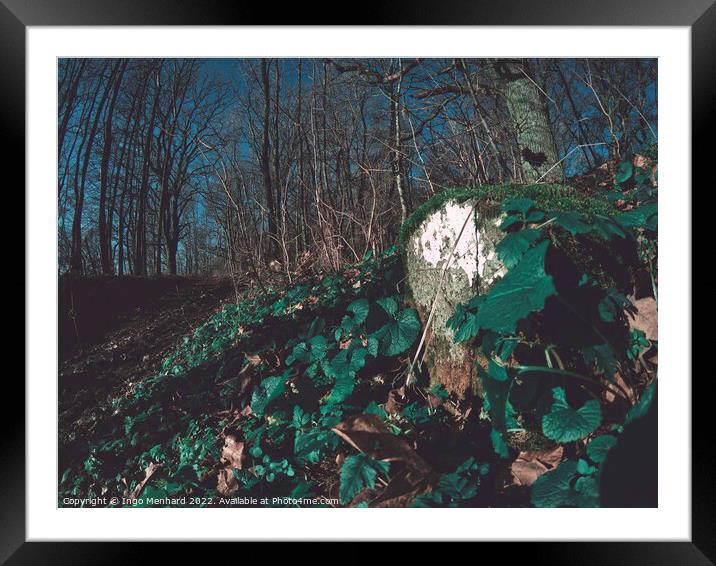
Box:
[536,143,607,183]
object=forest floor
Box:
[58,277,236,474]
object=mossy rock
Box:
[400,183,614,252]
[402,184,615,397]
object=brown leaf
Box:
[130,461,161,501]
[385,388,406,414]
[628,296,658,341]
[332,414,433,478]
[217,468,238,497]
[217,435,246,497]
[245,354,262,366]
[632,154,649,169]
[510,446,563,487]
[221,435,245,470]
[370,469,433,507]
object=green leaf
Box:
[495,229,541,269]
[582,343,617,381]
[291,406,311,429]
[625,381,656,425]
[615,161,633,183]
[502,197,533,216]
[499,214,522,230]
[490,427,510,459]
[294,428,333,463]
[250,373,287,416]
[542,387,602,443]
[375,308,421,357]
[376,296,398,317]
[598,290,629,323]
[555,212,592,235]
[573,475,600,507]
[325,347,368,404]
[488,358,509,382]
[480,363,510,437]
[586,434,618,463]
[447,296,485,342]
[339,453,390,505]
[531,459,579,507]
[473,241,556,334]
[346,298,370,326]
[617,203,658,230]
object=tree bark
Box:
[490,59,564,183]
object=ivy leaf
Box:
[250,373,288,416]
[531,459,579,507]
[586,434,618,463]
[495,229,541,269]
[474,241,556,334]
[339,453,390,505]
[542,387,602,443]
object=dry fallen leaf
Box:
[632,154,649,169]
[221,435,245,469]
[510,446,563,487]
[332,414,433,477]
[130,461,161,501]
[217,434,246,497]
[628,296,658,341]
[384,388,406,414]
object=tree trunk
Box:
[491,59,564,183]
[260,59,278,261]
[98,60,127,274]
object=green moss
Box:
[399,184,614,251]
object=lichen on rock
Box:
[405,198,505,397]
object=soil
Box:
[58,276,236,474]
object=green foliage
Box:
[448,239,555,337]
[339,453,390,505]
[541,387,602,443]
[59,247,424,508]
[60,160,657,509]
[372,306,421,357]
[412,457,489,507]
[250,372,288,416]
[440,161,657,508]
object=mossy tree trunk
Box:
[490,59,564,183]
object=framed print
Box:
[8,0,709,560]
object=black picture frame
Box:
[7,0,707,560]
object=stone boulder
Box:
[405,197,505,397]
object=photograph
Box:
[56,56,659,510]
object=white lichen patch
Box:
[414,201,479,287]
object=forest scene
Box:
[58,57,658,509]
